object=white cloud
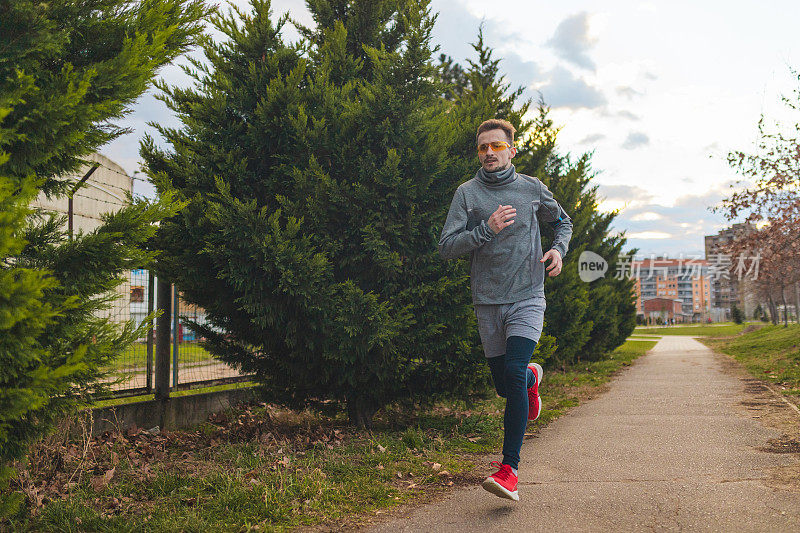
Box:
[546,12,598,71]
[630,212,663,221]
[628,231,671,239]
[578,133,606,144]
[616,110,640,120]
[609,183,738,256]
[536,66,606,109]
[621,132,650,150]
[616,85,643,99]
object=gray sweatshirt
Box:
[438,164,573,305]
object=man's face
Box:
[477,129,516,172]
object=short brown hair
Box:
[476,119,516,145]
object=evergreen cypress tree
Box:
[0,0,205,512]
[515,112,638,366]
[440,27,532,162]
[436,29,560,364]
[0,122,58,515]
[439,31,637,368]
[143,0,489,427]
[731,304,744,324]
[515,142,593,368]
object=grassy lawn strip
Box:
[698,323,800,401]
[102,344,215,372]
[634,323,748,337]
[10,338,656,532]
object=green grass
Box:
[634,324,748,337]
[12,339,657,532]
[635,321,738,328]
[699,323,800,397]
[103,343,215,372]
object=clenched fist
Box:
[488,204,516,234]
[541,249,562,277]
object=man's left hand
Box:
[540,249,562,277]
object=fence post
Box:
[172,287,179,391]
[155,279,172,400]
[146,272,155,392]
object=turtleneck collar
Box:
[477,163,517,187]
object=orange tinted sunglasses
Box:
[477,141,512,154]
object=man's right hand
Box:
[488,204,516,234]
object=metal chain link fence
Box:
[103,269,252,397]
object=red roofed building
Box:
[642,297,684,322]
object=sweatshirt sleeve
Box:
[537,179,573,259]
[438,187,496,260]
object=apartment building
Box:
[704,222,758,318]
[631,256,712,322]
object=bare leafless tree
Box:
[714,69,800,326]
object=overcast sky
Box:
[102,0,800,259]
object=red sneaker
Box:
[527,363,543,421]
[481,460,519,501]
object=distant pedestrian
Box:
[438,119,573,501]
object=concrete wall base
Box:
[73,387,259,438]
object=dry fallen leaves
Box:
[90,466,115,492]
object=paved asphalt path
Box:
[367,335,800,532]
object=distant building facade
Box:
[32,152,132,231]
[631,257,712,323]
[31,153,208,335]
[704,222,759,319]
[642,297,683,322]
[31,153,133,323]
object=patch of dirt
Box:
[710,349,800,493]
[759,436,800,454]
[740,324,766,335]
[741,379,772,396]
[12,400,359,518]
[740,400,769,407]
[765,463,800,491]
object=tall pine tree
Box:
[143,0,488,427]
[0,0,205,513]
[515,110,638,367]
[441,29,637,368]
[436,28,561,364]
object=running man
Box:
[438,118,573,501]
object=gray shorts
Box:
[474,295,546,358]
